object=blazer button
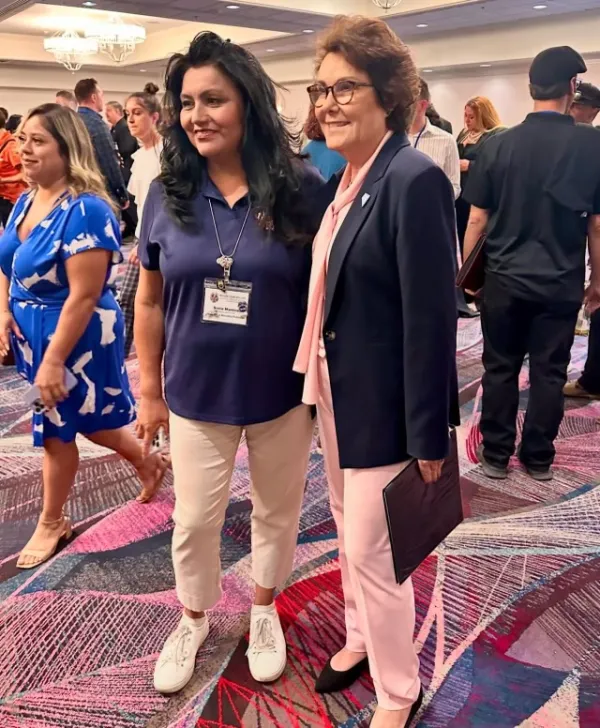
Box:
[325,330,336,342]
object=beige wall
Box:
[431,64,600,134]
[4,6,600,133]
[267,9,600,133]
[0,65,162,116]
[277,65,600,139]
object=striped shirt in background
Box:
[409,119,461,200]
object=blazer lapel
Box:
[324,133,409,323]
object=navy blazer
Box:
[323,133,460,469]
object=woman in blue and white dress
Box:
[0,103,168,569]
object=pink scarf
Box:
[294,131,392,405]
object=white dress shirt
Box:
[408,119,461,199]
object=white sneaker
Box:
[246,604,287,683]
[153,614,209,694]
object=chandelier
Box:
[372,0,403,9]
[85,14,146,63]
[43,30,98,72]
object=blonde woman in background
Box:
[0,104,168,569]
[456,96,503,259]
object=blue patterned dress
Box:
[0,191,136,446]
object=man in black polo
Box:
[462,46,600,481]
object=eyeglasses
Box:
[307,80,374,108]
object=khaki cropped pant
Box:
[169,405,314,612]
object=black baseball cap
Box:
[574,82,600,108]
[529,46,587,86]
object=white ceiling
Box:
[0,0,599,70]
[388,0,600,36]
[0,4,182,35]
[32,0,600,37]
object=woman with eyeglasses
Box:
[295,17,458,727]
[134,32,325,694]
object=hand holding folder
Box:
[383,430,463,585]
[456,234,486,296]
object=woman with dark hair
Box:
[295,16,458,727]
[5,114,23,135]
[117,84,163,357]
[303,105,346,179]
[0,110,26,227]
[0,104,168,569]
[134,32,324,693]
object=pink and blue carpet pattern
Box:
[1,318,599,727]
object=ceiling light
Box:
[533,4,547,8]
[82,1,96,6]
[266,49,275,53]
[43,30,98,72]
[423,69,433,73]
[85,14,146,63]
[417,24,428,28]
[303,29,315,34]
[480,63,492,67]
[372,0,403,8]
[226,4,239,8]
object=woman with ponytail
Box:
[118,82,163,355]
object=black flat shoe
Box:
[406,687,424,726]
[458,307,480,319]
[315,655,369,694]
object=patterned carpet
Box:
[1,318,599,727]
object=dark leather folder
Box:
[383,430,463,585]
[457,234,486,295]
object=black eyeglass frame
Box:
[306,80,374,108]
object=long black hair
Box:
[160,32,315,245]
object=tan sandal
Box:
[17,514,73,570]
[137,454,171,504]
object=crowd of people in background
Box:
[1,17,600,728]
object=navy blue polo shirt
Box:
[138,166,324,425]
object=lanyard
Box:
[208,198,251,286]
[413,124,427,150]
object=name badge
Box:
[202,278,252,326]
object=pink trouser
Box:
[170,405,314,612]
[317,354,421,710]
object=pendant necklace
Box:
[208,198,251,288]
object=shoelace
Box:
[160,625,193,668]
[248,616,277,655]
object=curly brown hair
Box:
[315,15,419,134]
[304,105,325,141]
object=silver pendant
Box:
[217,255,233,285]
